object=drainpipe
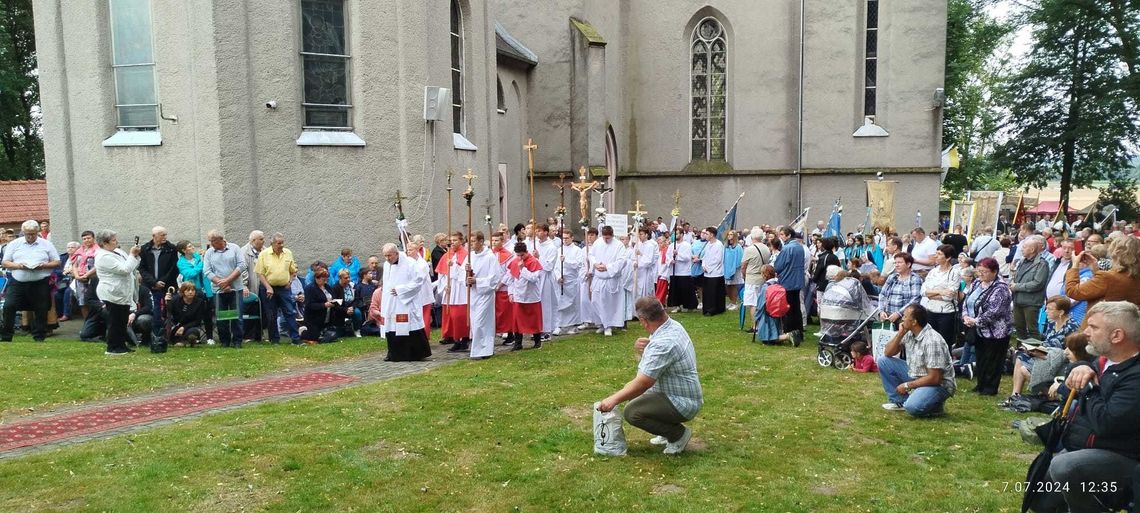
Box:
[796,0,805,215]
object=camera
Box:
[265,100,278,109]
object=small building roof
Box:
[495,22,538,68]
[0,180,48,225]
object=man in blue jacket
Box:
[1044,301,1140,512]
[773,227,805,346]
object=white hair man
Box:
[240,230,266,341]
[380,243,432,361]
[139,225,179,343]
[1,220,62,342]
[1045,301,1140,511]
[203,229,248,348]
[1010,235,1049,341]
[740,228,772,330]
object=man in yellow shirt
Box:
[255,233,301,344]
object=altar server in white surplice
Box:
[589,225,628,336]
[552,229,584,335]
[465,232,500,359]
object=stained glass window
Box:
[301,0,351,128]
[109,0,158,129]
[691,18,726,161]
[450,0,465,134]
[864,1,878,120]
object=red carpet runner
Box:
[0,371,357,452]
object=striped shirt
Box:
[638,318,703,419]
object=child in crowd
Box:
[850,341,878,373]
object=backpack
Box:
[764,282,789,318]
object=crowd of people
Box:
[4,209,1140,507]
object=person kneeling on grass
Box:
[167,282,211,347]
[597,297,703,455]
[876,304,957,416]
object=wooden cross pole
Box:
[462,168,477,331]
[524,138,538,248]
[444,169,454,332]
[670,189,682,285]
[553,173,569,293]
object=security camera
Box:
[265,100,278,109]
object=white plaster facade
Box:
[34,0,945,262]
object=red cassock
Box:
[493,247,515,333]
[508,253,543,334]
[511,302,543,334]
[654,245,669,302]
[436,246,471,340]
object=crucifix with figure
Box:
[571,166,600,226]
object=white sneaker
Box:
[881,402,905,411]
[578,323,592,331]
[595,328,604,334]
[604,328,613,337]
[663,427,693,454]
[727,304,738,311]
[206,339,217,346]
[551,328,562,336]
[354,330,362,338]
[669,306,680,313]
[649,435,668,446]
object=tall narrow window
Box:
[450,0,465,134]
[690,18,726,161]
[301,0,351,129]
[863,0,878,120]
[109,0,158,130]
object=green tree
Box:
[0,0,42,180]
[940,0,1013,198]
[1096,176,1140,222]
[993,0,1140,214]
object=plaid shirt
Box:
[879,272,923,316]
[639,318,703,419]
[903,324,957,395]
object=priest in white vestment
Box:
[380,244,431,361]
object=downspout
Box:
[796,0,805,215]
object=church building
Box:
[33,0,945,259]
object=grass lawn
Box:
[0,312,1038,512]
[0,336,385,420]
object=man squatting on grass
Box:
[876,303,957,417]
[598,297,703,455]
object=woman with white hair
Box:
[93,229,142,355]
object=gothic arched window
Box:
[450,0,465,134]
[690,17,726,161]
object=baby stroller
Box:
[816,276,879,370]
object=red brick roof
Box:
[0,180,48,225]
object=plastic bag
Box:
[592,402,627,456]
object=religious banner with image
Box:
[949,200,977,239]
[865,181,897,233]
[966,191,1003,239]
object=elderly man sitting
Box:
[1039,301,1140,512]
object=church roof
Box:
[495,22,538,68]
[0,180,48,225]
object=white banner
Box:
[604,214,629,235]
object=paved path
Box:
[0,338,528,460]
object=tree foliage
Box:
[1097,176,1140,221]
[941,0,1013,198]
[0,0,42,180]
[993,0,1140,213]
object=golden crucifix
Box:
[671,189,682,218]
[571,165,600,224]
